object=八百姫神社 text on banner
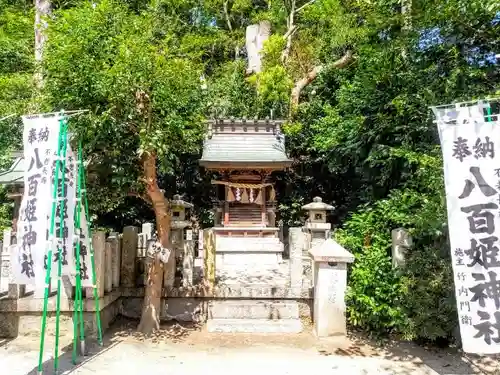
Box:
[438,102,500,354]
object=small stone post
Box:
[104,240,113,293]
[204,229,216,290]
[391,228,412,269]
[142,222,153,240]
[309,239,354,337]
[109,232,120,288]
[289,227,305,296]
[1,229,12,292]
[182,229,194,287]
[164,230,179,287]
[121,226,138,288]
[198,229,204,259]
[3,229,25,299]
[86,231,106,298]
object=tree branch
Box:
[128,191,152,205]
[290,50,354,109]
[223,0,233,32]
[281,0,296,64]
[295,0,315,13]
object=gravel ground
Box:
[0,318,498,375]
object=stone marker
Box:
[121,226,138,288]
[105,240,113,293]
[204,229,216,290]
[391,228,412,269]
[86,231,106,298]
[109,232,120,288]
[289,227,305,296]
[308,238,354,337]
[182,238,194,287]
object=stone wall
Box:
[0,223,316,338]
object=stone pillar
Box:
[121,226,138,288]
[109,232,120,288]
[289,227,304,296]
[164,229,181,287]
[224,200,229,225]
[198,229,204,259]
[182,231,194,287]
[104,240,113,293]
[309,239,354,337]
[142,222,153,240]
[203,229,216,290]
[1,229,12,290]
[2,230,25,298]
[391,228,412,269]
[267,209,276,227]
[86,231,106,298]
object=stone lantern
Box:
[171,194,193,229]
[165,194,195,288]
[301,197,334,255]
[302,196,334,229]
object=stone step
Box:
[216,236,282,251]
[207,318,303,333]
[208,300,299,320]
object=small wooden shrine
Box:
[199,118,292,265]
[200,118,291,228]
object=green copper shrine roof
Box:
[200,118,292,169]
[0,151,24,185]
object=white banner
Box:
[439,105,500,354]
[14,115,61,285]
[75,204,93,287]
[42,144,77,279]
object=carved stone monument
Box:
[309,238,354,337]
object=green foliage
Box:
[335,149,457,341]
[0,0,498,343]
[42,0,207,214]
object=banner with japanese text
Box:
[438,105,500,354]
[42,144,77,280]
[74,203,93,287]
[13,115,61,285]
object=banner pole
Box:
[71,154,85,363]
[37,115,65,375]
[53,116,69,374]
[76,141,86,356]
[80,144,104,345]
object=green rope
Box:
[37,115,65,375]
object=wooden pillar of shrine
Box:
[224,184,229,226]
[261,187,266,226]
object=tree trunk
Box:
[290,50,353,111]
[34,0,51,88]
[137,151,171,335]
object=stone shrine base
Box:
[0,281,312,338]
